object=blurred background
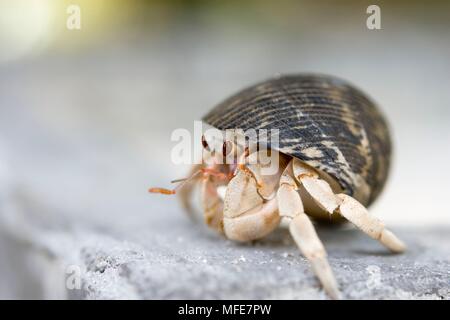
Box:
[0,0,449,298]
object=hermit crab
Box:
[150,74,405,299]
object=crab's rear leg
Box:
[336,193,405,252]
[292,159,406,253]
[277,162,340,299]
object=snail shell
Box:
[203,74,392,206]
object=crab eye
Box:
[201,135,210,150]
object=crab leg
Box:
[277,162,340,299]
[336,193,405,253]
[292,159,406,253]
[292,159,340,213]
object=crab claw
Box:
[222,169,280,241]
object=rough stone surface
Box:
[1,187,448,300]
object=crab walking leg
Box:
[289,215,341,299]
[292,159,340,213]
[277,164,341,299]
[336,194,405,253]
[292,159,406,253]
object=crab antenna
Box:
[148,187,176,195]
[148,169,202,195]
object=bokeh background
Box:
[0,0,449,298]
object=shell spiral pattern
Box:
[203,74,392,206]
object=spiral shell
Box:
[203,74,391,206]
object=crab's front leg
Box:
[277,162,340,299]
[292,159,406,253]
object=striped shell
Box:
[203,74,392,206]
